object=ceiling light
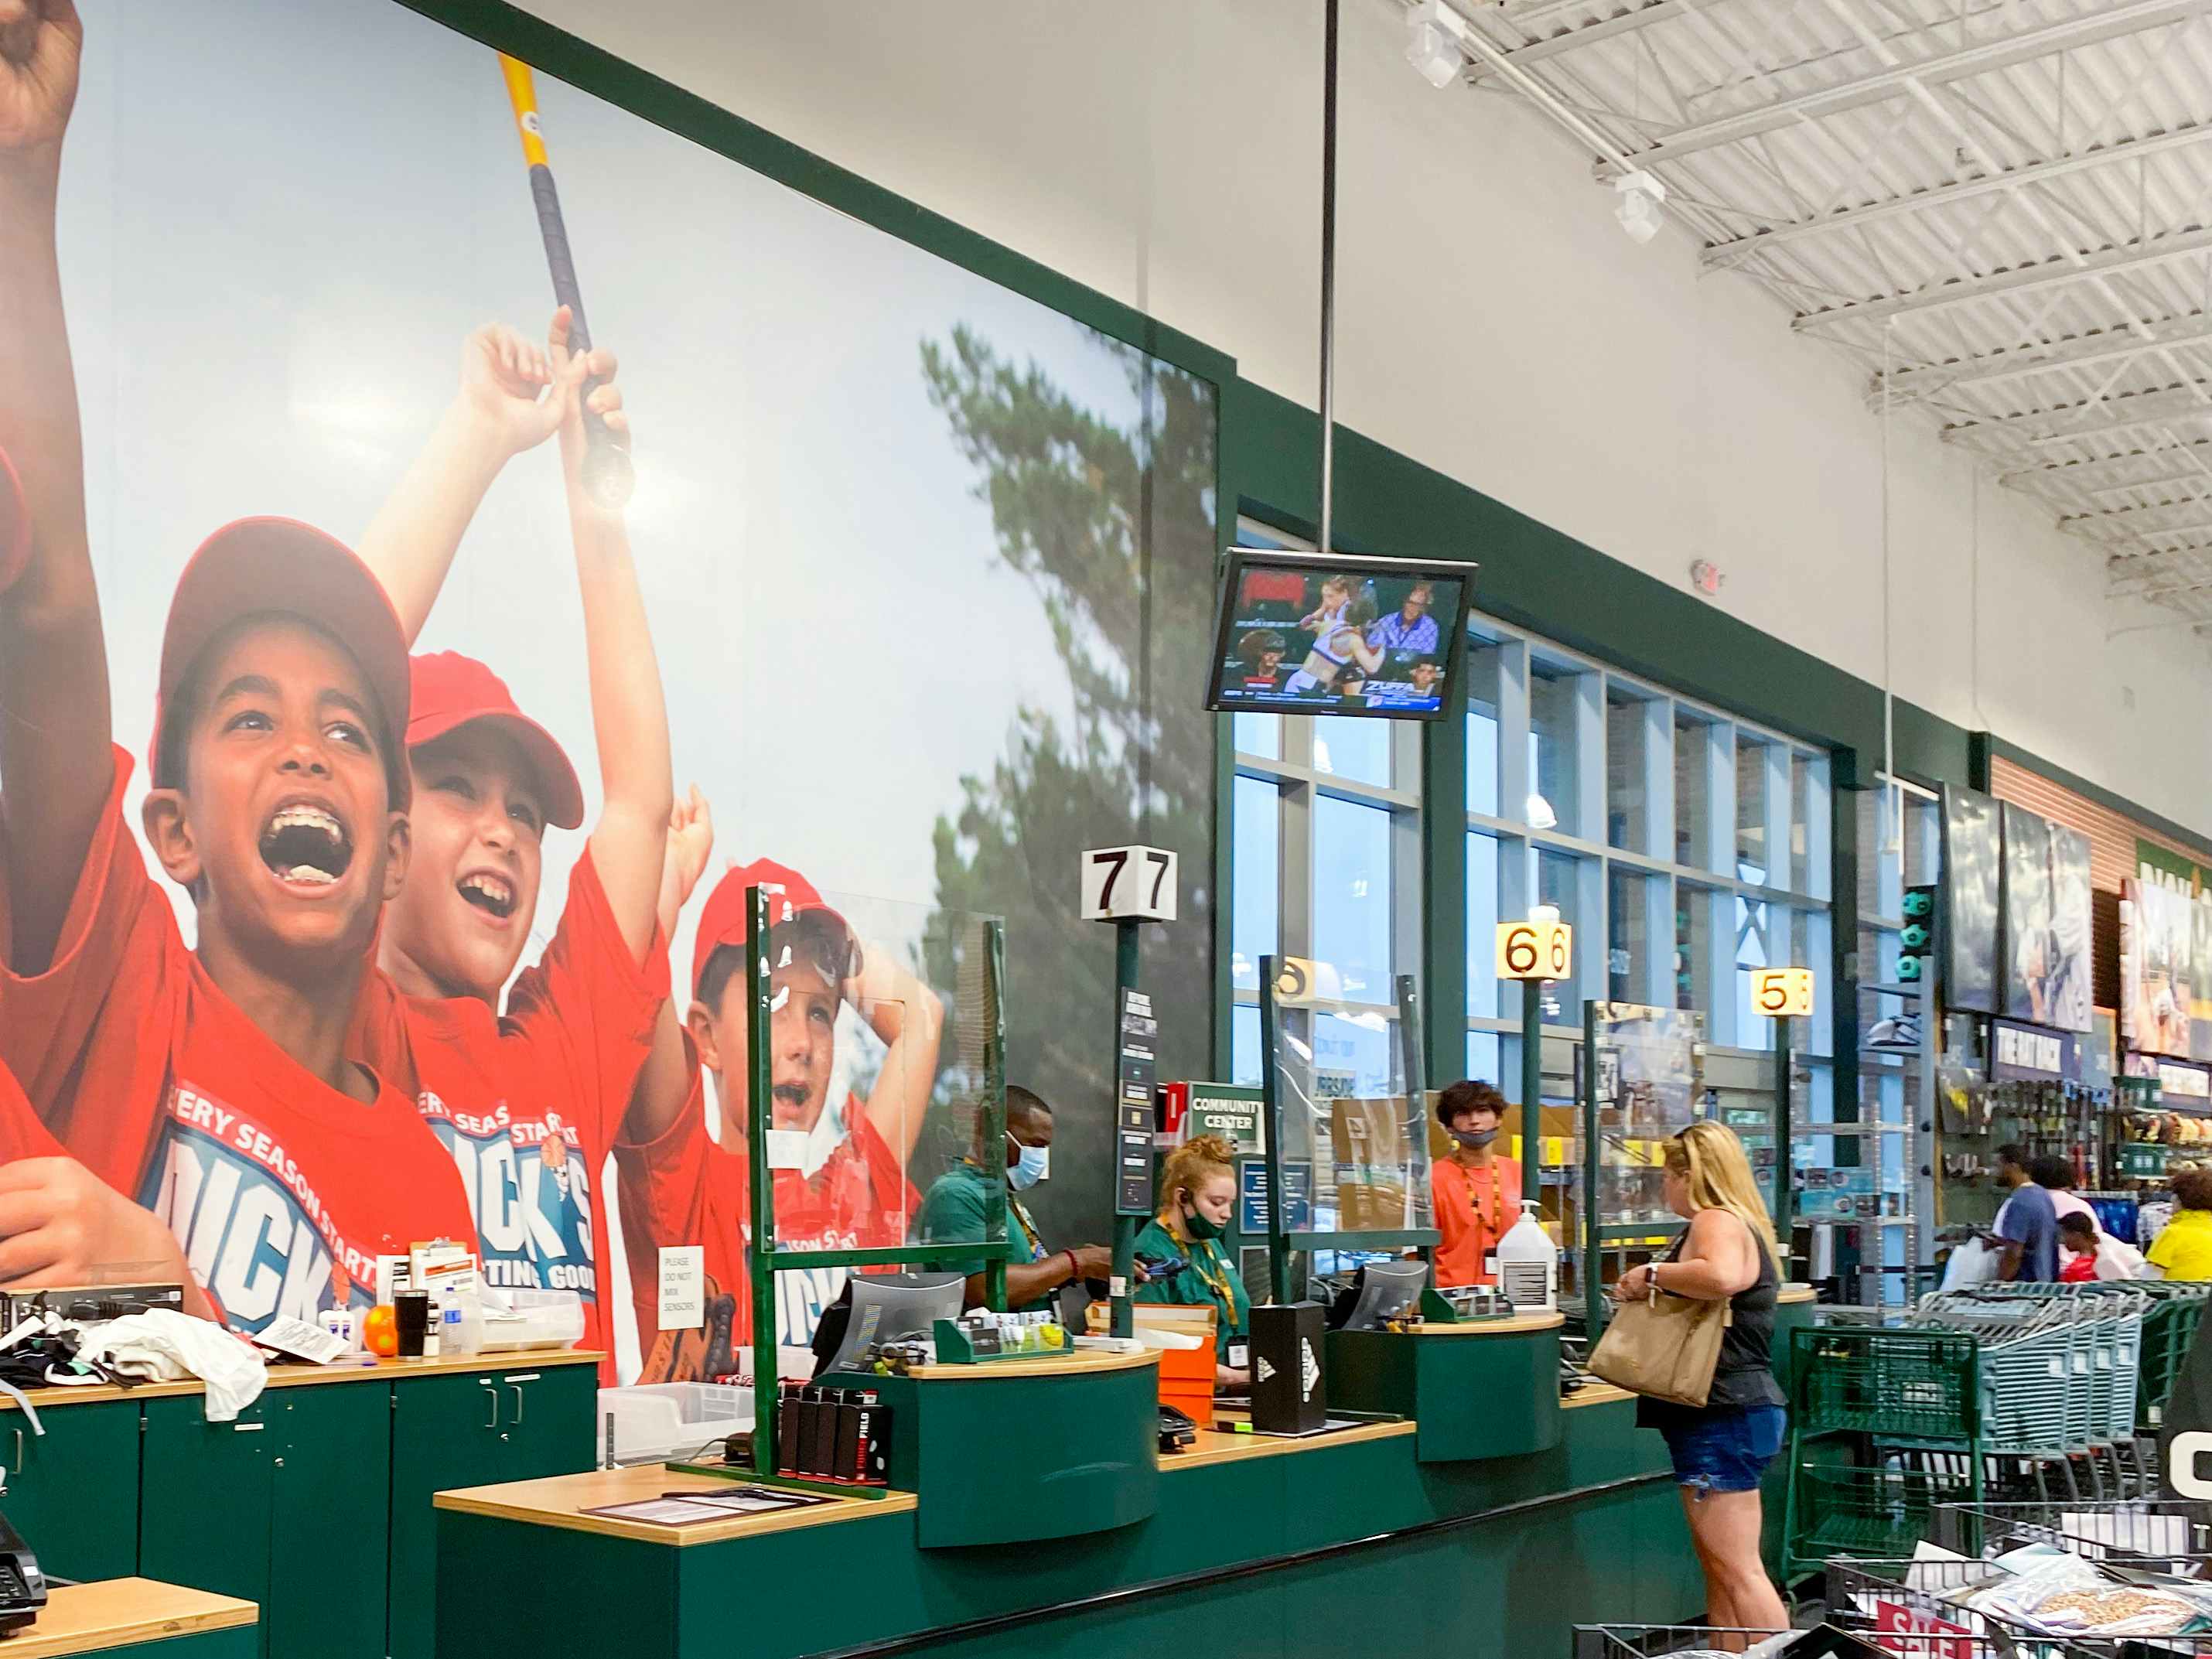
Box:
[1613,170,1666,245]
[1405,0,1465,89]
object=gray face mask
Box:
[1451,1128,1498,1150]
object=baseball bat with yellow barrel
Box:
[499,53,633,510]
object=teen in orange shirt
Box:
[1430,1080,1522,1289]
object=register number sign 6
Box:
[1495,921,1572,981]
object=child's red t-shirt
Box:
[0,748,475,1331]
[613,1051,919,1379]
[351,848,667,1383]
[0,1061,63,1164]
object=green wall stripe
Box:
[394,0,1234,390]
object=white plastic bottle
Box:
[1495,1201,1558,1313]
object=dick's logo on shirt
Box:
[417,1096,597,1302]
[141,1089,375,1333]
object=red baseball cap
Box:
[0,445,27,599]
[405,651,585,831]
[151,519,412,809]
[691,858,853,1002]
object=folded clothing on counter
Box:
[77,1309,267,1422]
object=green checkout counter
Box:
[434,1289,1818,1659]
[2,1350,600,1659]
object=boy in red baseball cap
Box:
[0,3,473,1326]
[615,818,947,1381]
[343,309,677,1377]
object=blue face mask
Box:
[1007,1142,1050,1191]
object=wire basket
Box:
[1572,1627,1886,1659]
[1930,1497,2212,1568]
[1790,1327,1981,1443]
[1828,1554,2212,1656]
[1790,1458,1981,1565]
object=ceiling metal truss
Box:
[1417,0,2212,612]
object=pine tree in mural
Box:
[917,323,1218,1244]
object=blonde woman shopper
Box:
[1610,1121,1790,1640]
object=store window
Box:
[1675,712,1719,873]
[1465,637,1503,820]
[1606,686,1654,855]
[1466,832,1500,1019]
[1462,618,1835,1087]
[1231,774,1279,993]
[1315,715,1390,790]
[1314,795,1393,1005]
[1528,658,1583,837]
[1609,868,1659,1003]
[1736,736,1772,886]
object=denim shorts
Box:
[1659,1402,1786,1495]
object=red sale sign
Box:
[1872,1599,1975,1659]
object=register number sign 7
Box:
[1081,845,1179,922]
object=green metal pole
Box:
[1395,973,1429,1270]
[1521,979,1544,1208]
[746,887,778,1476]
[1582,999,1604,1342]
[984,920,1009,1314]
[1111,918,1142,1340]
[1258,956,1292,1306]
[1773,1018,1794,1244]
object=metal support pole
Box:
[1259,956,1293,1306]
[746,886,778,1476]
[1521,981,1545,1207]
[1773,1019,1794,1244]
[1316,0,1339,556]
[983,920,1009,1314]
[1582,1000,1605,1342]
[1111,919,1142,1340]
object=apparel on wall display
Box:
[2123,879,2198,1059]
[1939,785,2001,1016]
[0,0,1215,1386]
[2135,841,2212,1067]
[2001,804,2092,1034]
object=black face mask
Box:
[1450,1128,1498,1151]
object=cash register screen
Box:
[811,1272,965,1377]
[1329,1259,1430,1331]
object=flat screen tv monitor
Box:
[1204,549,1476,720]
[811,1272,966,1378]
[1328,1258,1431,1331]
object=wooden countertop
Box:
[902,1345,1159,1380]
[1561,1381,1637,1410]
[1777,1284,1817,1306]
[9,1579,256,1657]
[3,1349,603,1412]
[1166,1416,1416,1470]
[1401,1310,1565,1336]
[434,1465,916,1547]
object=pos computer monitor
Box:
[1328,1258,1432,1331]
[811,1272,966,1378]
[1203,548,1476,720]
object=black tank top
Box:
[1635,1210,1784,1424]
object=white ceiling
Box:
[1422,0,2212,620]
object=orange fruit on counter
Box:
[364,1305,399,1358]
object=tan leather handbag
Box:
[1587,1283,1732,1408]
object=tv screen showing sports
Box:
[1203,549,1475,720]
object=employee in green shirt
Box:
[913,1084,1113,1311]
[1135,1135,1251,1389]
